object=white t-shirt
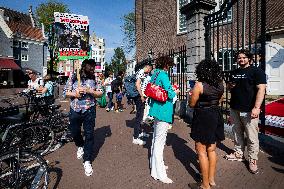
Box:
[104,77,113,93]
[28,77,43,90]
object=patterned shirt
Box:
[136,69,151,97]
[63,74,98,113]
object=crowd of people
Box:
[26,50,266,188]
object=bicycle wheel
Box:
[0,150,49,189]
[4,122,55,155]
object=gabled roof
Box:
[0,7,45,42]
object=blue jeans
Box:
[133,96,145,138]
[69,106,96,162]
[107,92,114,109]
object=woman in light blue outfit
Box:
[41,74,55,104]
[148,56,179,184]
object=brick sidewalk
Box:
[44,99,284,189]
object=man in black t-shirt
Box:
[225,49,266,174]
[112,71,124,112]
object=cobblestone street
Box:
[42,98,284,189]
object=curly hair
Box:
[195,59,222,87]
[155,56,174,69]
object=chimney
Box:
[42,23,46,39]
[29,5,36,27]
[0,9,4,18]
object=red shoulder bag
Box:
[144,71,168,102]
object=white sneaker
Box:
[111,106,114,111]
[132,137,146,145]
[77,147,84,159]
[138,132,150,138]
[83,161,93,176]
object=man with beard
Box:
[225,49,266,174]
[63,59,103,176]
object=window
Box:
[172,55,187,74]
[13,41,19,47]
[21,54,28,61]
[177,0,190,34]
[14,54,19,60]
[21,42,29,48]
[218,48,237,71]
[213,0,232,23]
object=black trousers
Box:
[133,96,145,138]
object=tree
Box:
[110,47,126,76]
[121,12,135,54]
[36,0,69,32]
[35,0,70,77]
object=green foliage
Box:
[35,0,69,74]
[121,12,135,54]
[35,0,70,32]
[109,47,126,76]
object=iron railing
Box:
[138,45,188,100]
[204,0,266,129]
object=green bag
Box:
[97,93,107,108]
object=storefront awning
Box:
[0,58,21,70]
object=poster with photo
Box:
[54,12,90,60]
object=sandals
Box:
[224,151,245,161]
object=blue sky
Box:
[0,0,135,62]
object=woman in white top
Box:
[104,71,114,111]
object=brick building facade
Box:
[135,0,187,62]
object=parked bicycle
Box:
[0,104,49,189]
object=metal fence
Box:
[204,0,266,128]
[138,45,188,100]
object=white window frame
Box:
[218,48,237,71]
[177,0,190,34]
[21,54,29,61]
[21,42,29,48]
[14,54,19,60]
[213,0,232,24]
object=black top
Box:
[230,66,266,112]
[196,82,224,108]
[111,76,123,93]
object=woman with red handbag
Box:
[148,56,179,184]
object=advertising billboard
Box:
[54,12,90,60]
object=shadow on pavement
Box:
[125,118,135,128]
[166,133,201,182]
[258,133,284,172]
[91,125,112,161]
[48,166,62,189]
[268,155,284,173]
[217,141,234,155]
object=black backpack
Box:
[111,78,121,92]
